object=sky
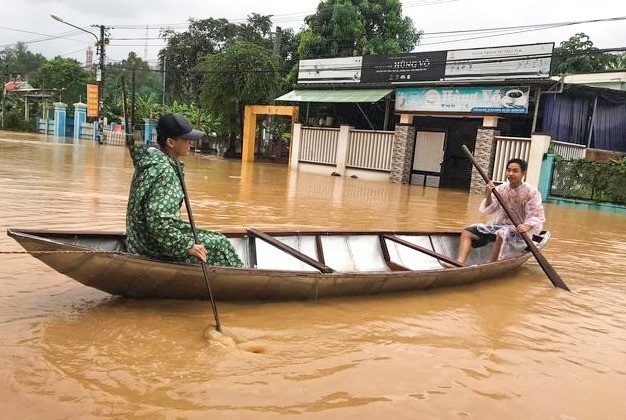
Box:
[1,0,625,67]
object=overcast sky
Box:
[1,0,625,67]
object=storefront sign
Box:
[396,86,530,114]
[444,43,553,80]
[361,51,447,83]
[86,84,99,118]
[298,57,362,84]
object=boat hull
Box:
[7,228,547,300]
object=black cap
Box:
[156,113,205,145]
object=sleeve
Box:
[479,184,504,215]
[128,145,144,166]
[523,188,546,229]
[144,166,195,259]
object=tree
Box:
[298,0,421,58]
[105,52,163,124]
[159,15,278,105]
[0,43,46,79]
[33,57,94,105]
[552,33,621,74]
[198,41,280,155]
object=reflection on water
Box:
[1,133,625,418]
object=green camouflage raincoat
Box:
[126,146,243,267]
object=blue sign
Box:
[396,86,530,114]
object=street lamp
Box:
[51,14,106,142]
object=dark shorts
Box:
[465,226,497,248]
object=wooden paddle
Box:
[175,160,223,332]
[461,145,570,291]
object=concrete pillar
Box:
[53,102,67,138]
[538,153,556,201]
[144,119,156,144]
[289,123,302,170]
[73,102,87,141]
[335,125,352,176]
[526,133,551,189]
[390,123,416,184]
[469,127,500,193]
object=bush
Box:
[551,157,626,205]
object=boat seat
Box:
[385,235,446,270]
[228,235,321,271]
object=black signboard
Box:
[361,51,447,83]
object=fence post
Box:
[527,133,551,188]
[538,153,556,201]
[144,118,155,145]
[73,102,87,141]
[289,123,302,170]
[335,125,352,176]
[53,102,67,138]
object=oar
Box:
[460,145,570,291]
[174,160,223,332]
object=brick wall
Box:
[390,124,415,184]
[469,127,500,193]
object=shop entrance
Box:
[412,117,480,190]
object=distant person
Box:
[457,158,545,264]
[126,113,243,267]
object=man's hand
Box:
[188,243,207,262]
[484,181,496,196]
[516,223,532,233]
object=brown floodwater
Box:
[1,131,625,419]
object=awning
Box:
[276,89,393,103]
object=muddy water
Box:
[1,133,625,419]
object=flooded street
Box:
[1,132,625,418]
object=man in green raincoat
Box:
[126,113,243,267]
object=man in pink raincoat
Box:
[457,158,546,264]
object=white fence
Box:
[550,140,587,160]
[299,127,339,165]
[80,123,95,141]
[346,129,394,171]
[493,136,532,182]
[36,118,54,134]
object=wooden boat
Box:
[6,227,551,301]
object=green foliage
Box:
[552,33,620,74]
[198,41,280,152]
[31,57,95,108]
[0,43,46,78]
[104,52,164,125]
[159,15,276,105]
[551,157,626,205]
[298,0,421,58]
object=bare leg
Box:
[490,235,503,262]
[457,230,478,264]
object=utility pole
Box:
[96,24,107,143]
[51,15,108,142]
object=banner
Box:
[396,86,530,114]
[361,51,447,83]
[298,57,362,84]
[86,84,99,118]
[444,43,553,80]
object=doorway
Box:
[410,130,445,187]
[413,117,480,190]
